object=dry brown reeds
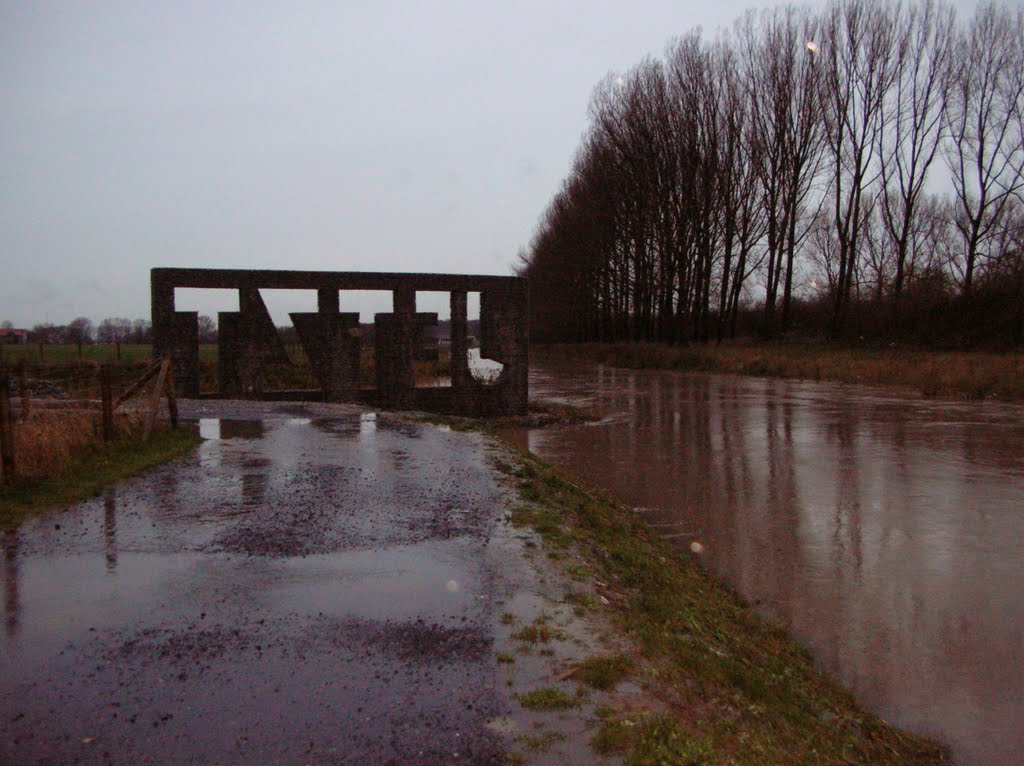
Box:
[12,407,144,481]
[546,342,1024,401]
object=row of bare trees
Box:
[12,316,217,346]
[519,0,1024,346]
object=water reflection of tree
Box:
[533,356,1024,763]
[3,529,18,637]
[104,489,118,572]
[817,395,864,675]
[241,470,268,508]
[714,377,750,582]
[757,380,801,626]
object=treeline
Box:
[518,0,1024,347]
[4,316,219,345]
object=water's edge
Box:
[512,352,1024,766]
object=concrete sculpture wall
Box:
[151,268,528,416]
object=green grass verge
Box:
[543,341,1024,401]
[494,441,947,765]
[0,428,202,526]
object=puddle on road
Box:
[1,406,515,765]
[198,418,264,440]
[2,541,483,667]
[269,542,483,623]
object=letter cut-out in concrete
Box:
[290,312,361,401]
[151,268,528,416]
[218,288,289,398]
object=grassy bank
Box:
[543,341,1024,401]
[1,428,201,526]
[492,440,946,765]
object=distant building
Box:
[0,328,28,345]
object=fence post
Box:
[17,359,29,420]
[38,342,45,363]
[100,364,114,442]
[164,360,179,430]
[0,373,14,484]
[142,357,170,443]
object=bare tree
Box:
[944,1,1024,293]
[711,38,767,339]
[67,317,94,345]
[877,0,956,300]
[518,0,1024,348]
[861,201,894,299]
[819,0,903,337]
[197,315,218,343]
[738,5,825,334]
[667,32,722,342]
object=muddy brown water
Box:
[502,351,1024,766]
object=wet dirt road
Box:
[1,403,521,765]
[509,351,1024,766]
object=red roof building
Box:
[0,328,29,345]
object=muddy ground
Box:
[1,401,625,765]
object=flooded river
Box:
[504,351,1024,766]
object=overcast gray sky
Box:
[2,0,839,325]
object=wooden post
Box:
[112,359,162,410]
[0,374,14,484]
[164,359,178,430]
[17,360,29,420]
[38,342,45,363]
[77,342,83,361]
[100,364,114,442]
[142,357,170,442]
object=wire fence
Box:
[0,355,178,485]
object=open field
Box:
[543,341,1024,401]
[2,343,451,395]
[0,342,156,364]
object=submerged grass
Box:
[0,428,201,525]
[494,441,947,765]
[517,730,565,752]
[575,654,635,691]
[515,687,581,711]
[512,619,568,645]
[545,341,1024,401]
